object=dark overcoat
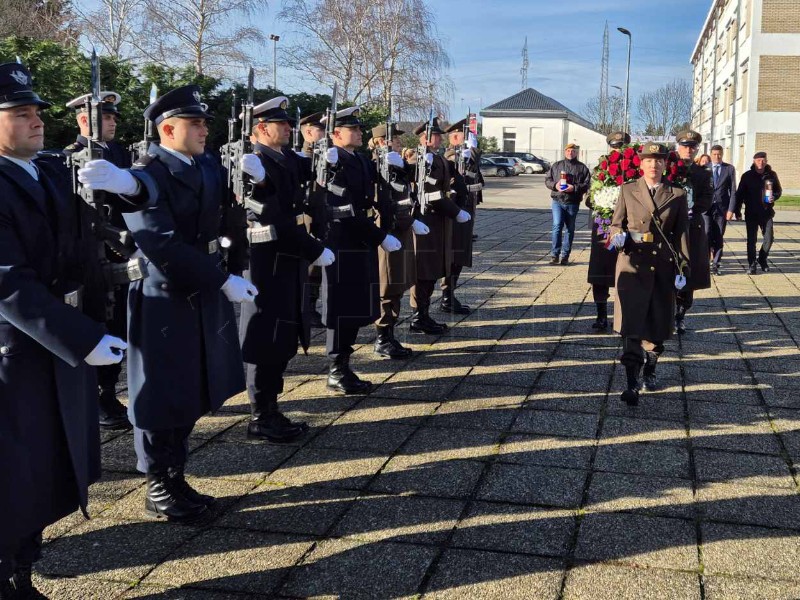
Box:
[376,157,416,297]
[239,143,324,365]
[587,219,618,287]
[446,149,476,268]
[321,148,385,328]
[0,157,109,546]
[611,178,690,342]
[414,153,461,281]
[123,145,245,430]
[685,163,713,291]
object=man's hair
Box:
[710,144,723,152]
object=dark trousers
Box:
[410,279,436,311]
[620,337,664,367]
[703,208,728,267]
[376,294,402,328]
[0,532,42,579]
[592,284,610,304]
[550,200,580,258]
[440,264,463,295]
[134,425,194,474]
[326,325,359,361]
[676,289,694,313]
[246,360,289,419]
[746,218,774,266]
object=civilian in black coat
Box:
[703,145,737,274]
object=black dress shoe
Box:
[247,414,309,443]
[620,388,640,406]
[711,264,720,276]
[439,296,471,314]
[144,473,208,523]
[98,390,132,431]
[748,263,757,275]
[168,467,216,507]
[591,317,608,331]
[560,256,569,265]
[759,260,770,273]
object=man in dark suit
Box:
[704,145,736,275]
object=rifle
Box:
[312,83,338,193]
[377,97,393,186]
[292,105,302,152]
[130,83,158,162]
[221,67,259,213]
[415,106,435,215]
[456,108,470,177]
[66,49,144,321]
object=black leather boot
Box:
[620,363,641,406]
[374,326,412,359]
[144,472,207,523]
[440,290,471,314]
[674,305,686,335]
[642,351,659,391]
[98,388,131,431]
[327,354,372,394]
[167,466,216,507]
[591,302,608,331]
[409,309,448,334]
[247,395,308,443]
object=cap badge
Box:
[192,90,201,103]
[103,94,116,103]
[10,70,28,85]
[649,144,659,153]
[280,99,288,109]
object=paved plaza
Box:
[34,178,800,599]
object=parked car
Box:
[479,158,513,178]
[507,157,529,175]
[486,152,551,171]
[485,157,521,176]
[508,157,544,174]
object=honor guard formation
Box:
[0,53,788,598]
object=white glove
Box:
[462,148,472,160]
[675,274,687,290]
[221,275,258,303]
[609,232,627,249]
[240,154,265,183]
[77,159,139,195]
[326,147,339,165]
[425,153,434,165]
[411,220,430,235]
[466,132,478,149]
[387,151,404,168]
[312,247,335,267]
[84,335,127,366]
[381,234,402,252]
[294,150,308,158]
[456,209,471,223]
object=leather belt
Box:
[425,176,437,186]
[328,204,355,219]
[467,183,483,192]
[247,224,278,244]
[108,258,148,285]
[629,232,655,243]
[328,183,347,197]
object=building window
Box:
[502,128,516,152]
[740,65,749,111]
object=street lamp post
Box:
[617,27,632,133]
[269,34,280,90]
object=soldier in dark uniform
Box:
[322,106,402,393]
[299,111,327,327]
[121,85,254,523]
[64,90,133,431]
[410,118,471,334]
[673,130,713,334]
[0,63,151,597]
[371,122,427,358]
[236,97,334,442]
[585,131,630,331]
[440,119,481,315]
[608,143,690,405]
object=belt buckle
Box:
[64,286,83,310]
[642,232,654,243]
[247,225,278,244]
[207,239,219,254]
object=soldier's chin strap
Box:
[650,207,689,277]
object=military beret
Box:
[252,96,294,124]
[299,111,324,128]
[0,63,51,109]
[144,84,212,124]
[413,117,444,136]
[444,118,467,134]
[66,91,122,117]
[606,131,631,148]
[753,151,767,159]
[676,130,702,146]
[638,142,669,158]
[371,123,405,139]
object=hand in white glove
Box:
[77,159,139,195]
[674,274,687,290]
[609,232,627,250]
[381,234,402,252]
[326,147,339,165]
[411,220,430,235]
[240,154,265,183]
[425,153,434,165]
[294,150,308,158]
[462,148,472,160]
[387,151,404,168]
[312,247,335,267]
[84,335,127,366]
[466,132,478,149]
[455,209,471,223]
[221,275,258,303]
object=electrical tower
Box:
[521,36,529,90]
[600,22,609,129]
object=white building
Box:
[480,88,608,167]
[691,0,800,192]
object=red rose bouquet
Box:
[589,143,643,237]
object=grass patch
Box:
[776,195,800,210]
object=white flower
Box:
[593,186,620,211]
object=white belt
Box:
[424,191,444,201]
[425,176,437,185]
[390,182,406,193]
[465,170,478,178]
[467,183,483,192]
[247,224,278,244]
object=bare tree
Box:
[73,0,145,59]
[583,93,625,134]
[278,0,452,118]
[0,0,75,42]
[636,79,692,137]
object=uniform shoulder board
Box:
[63,142,84,154]
[132,153,157,169]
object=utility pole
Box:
[600,22,609,130]
[521,36,529,90]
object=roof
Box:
[480,87,597,131]
[690,0,723,64]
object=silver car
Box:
[485,157,521,176]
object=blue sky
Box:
[269,0,712,126]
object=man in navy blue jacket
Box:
[704,145,736,275]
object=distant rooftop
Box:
[480,87,597,131]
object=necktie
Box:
[713,165,719,187]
